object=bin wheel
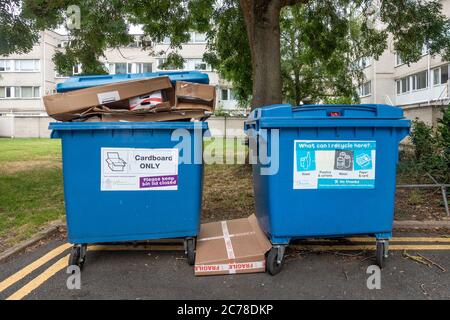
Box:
[266,247,285,276]
[375,241,387,269]
[186,239,196,266]
[69,245,87,270]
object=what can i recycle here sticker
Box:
[293,140,376,190]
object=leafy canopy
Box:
[2,0,450,104]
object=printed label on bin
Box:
[101,148,179,191]
[293,140,376,190]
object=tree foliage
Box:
[279,4,386,105]
[2,0,450,107]
[409,107,450,183]
[0,0,39,55]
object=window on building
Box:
[0,86,40,99]
[395,54,404,67]
[396,80,401,94]
[34,87,41,98]
[55,64,82,78]
[441,65,449,85]
[183,58,210,71]
[13,86,21,98]
[433,68,440,86]
[114,63,127,74]
[194,61,208,71]
[401,77,410,93]
[221,89,229,101]
[220,89,235,101]
[142,63,152,73]
[358,57,372,69]
[15,60,40,72]
[0,60,11,72]
[156,58,166,68]
[127,39,142,48]
[21,87,33,98]
[421,44,429,56]
[127,63,133,74]
[412,70,428,90]
[156,58,182,70]
[359,81,371,97]
[132,63,153,74]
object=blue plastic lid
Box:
[246,104,410,129]
[251,104,405,120]
[49,121,208,131]
[56,71,210,93]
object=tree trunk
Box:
[240,0,283,110]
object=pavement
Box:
[0,233,449,300]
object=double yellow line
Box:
[1,237,449,300]
[0,243,71,300]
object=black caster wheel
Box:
[375,241,388,269]
[186,238,196,266]
[266,246,285,276]
[69,245,87,270]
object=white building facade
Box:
[359,0,450,126]
[0,30,239,115]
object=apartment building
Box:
[0,30,238,115]
[359,0,450,126]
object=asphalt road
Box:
[1,234,449,300]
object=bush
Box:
[408,106,450,183]
[410,119,435,162]
[437,106,450,176]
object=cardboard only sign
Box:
[195,215,272,276]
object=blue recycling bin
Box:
[56,71,210,93]
[50,121,208,267]
[245,104,410,273]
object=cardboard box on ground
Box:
[195,215,272,276]
[43,76,216,122]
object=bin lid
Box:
[246,104,411,128]
[56,71,210,93]
[49,121,208,131]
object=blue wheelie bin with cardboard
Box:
[50,121,208,268]
[245,104,410,274]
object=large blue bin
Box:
[56,71,210,93]
[50,121,207,266]
[245,104,410,272]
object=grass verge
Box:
[0,138,64,252]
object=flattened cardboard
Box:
[195,215,272,276]
[175,81,216,112]
[43,76,173,121]
[99,110,209,122]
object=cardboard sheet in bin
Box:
[84,110,209,122]
[195,215,272,276]
[175,81,216,112]
[43,76,173,121]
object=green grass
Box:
[0,138,64,251]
